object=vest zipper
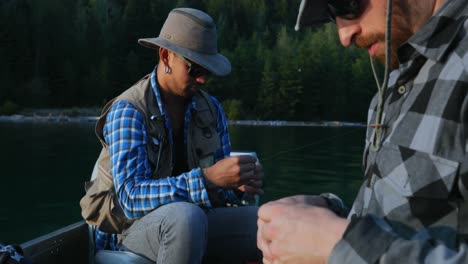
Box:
[155,135,165,173]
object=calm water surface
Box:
[0,121,366,243]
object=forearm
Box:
[116,167,211,219]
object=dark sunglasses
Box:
[179,55,211,78]
[327,0,361,22]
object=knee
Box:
[162,202,208,237]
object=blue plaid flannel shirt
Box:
[94,67,236,251]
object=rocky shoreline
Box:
[0,114,99,123]
[229,120,366,127]
[0,114,366,127]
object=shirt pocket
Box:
[375,143,459,199]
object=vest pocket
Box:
[80,174,132,234]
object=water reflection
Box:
[229,125,365,204]
[0,122,365,243]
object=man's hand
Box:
[257,199,349,264]
[238,161,264,195]
[203,155,263,194]
[273,194,328,206]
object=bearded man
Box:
[257,0,468,263]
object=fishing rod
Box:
[261,126,364,162]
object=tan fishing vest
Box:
[80,74,221,234]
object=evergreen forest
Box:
[0,0,379,121]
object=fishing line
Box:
[260,127,364,162]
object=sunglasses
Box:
[178,55,211,78]
[327,0,361,22]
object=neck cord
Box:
[369,0,393,150]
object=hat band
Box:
[171,9,214,29]
[159,32,217,54]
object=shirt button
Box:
[397,85,406,95]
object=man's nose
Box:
[336,18,361,47]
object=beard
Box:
[355,1,413,69]
[183,83,201,98]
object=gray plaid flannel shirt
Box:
[329,1,468,263]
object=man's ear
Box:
[159,47,170,65]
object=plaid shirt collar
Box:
[149,66,166,117]
[401,0,468,62]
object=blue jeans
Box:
[118,202,259,263]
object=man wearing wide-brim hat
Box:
[81,7,264,263]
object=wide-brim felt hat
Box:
[138,8,231,76]
[295,0,332,31]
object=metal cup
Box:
[230,151,260,206]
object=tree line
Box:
[0,0,377,121]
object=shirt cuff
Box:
[329,215,398,264]
[186,168,212,208]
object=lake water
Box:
[0,121,366,244]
